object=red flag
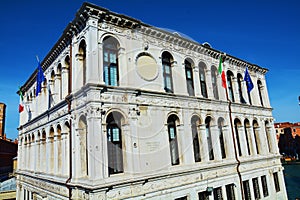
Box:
[221,71,227,88]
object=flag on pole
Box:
[244,67,254,92]
[36,60,45,96]
[218,55,227,88]
[18,88,24,113]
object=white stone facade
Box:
[17,2,288,200]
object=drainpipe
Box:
[65,42,73,200]
[222,54,245,200]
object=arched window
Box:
[227,71,235,102]
[78,40,86,86]
[167,114,180,165]
[49,71,55,108]
[234,119,242,156]
[185,59,194,96]
[107,112,124,175]
[57,63,62,100]
[205,116,214,160]
[103,36,119,86]
[237,73,246,103]
[211,66,219,100]
[253,120,260,154]
[265,121,271,153]
[191,116,201,162]
[41,130,46,172]
[218,118,226,159]
[162,52,174,93]
[244,119,251,156]
[49,127,55,173]
[64,55,70,95]
[257,80,264,106]
[199,62,208,98]
[57,124,62,174]
[78,116,88,176]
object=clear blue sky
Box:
[0,0,299,139]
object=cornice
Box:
[20,2,268,93]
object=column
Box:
[31,140,36,172]
[40,137,45,173]
[242,81,249,104]
[193,67,202,97]
[258,123,269,155]
[211,125,222,161]
[248,126,258,156]
[86,16,100,84]
[181,113,195,164]
[267,124,278,154]
[61,132,68,176]
[54,72,61,102]
[125,113,140,174]
[232,77,239,103]
[223,125,235,159]
[248,179,256,200]
[199,124,209,162]
[87,114,102,180]
[221,185,227,200]
[118,47,128,86]
[54,132,59,175]
[237,125,248,156]
[61,66,69,98]
[205,69,214,99]
[36,139,40,172]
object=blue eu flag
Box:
[36,61,45,96]
[244,67,254,93]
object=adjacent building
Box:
[17,2,287,200]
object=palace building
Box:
[17,2,287,200]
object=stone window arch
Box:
[49,127,55,173]
[64,55,70,96]
[106,111,124,175]
[211,65,219,100]
[57,124,62,173]
[167,114,180,165]
[227,70,235,102]
[78,40,87,87]
[234,118,242,156]
[57,63,62,100]
[218,117,226,159]
[205,116,214,160]
[78,115,88,177]
[185,58,194,96]
[244,119,252,156]
[264,121,271,153]
[191,115,201,162]
[199,62,208,98]
[103,36,119,86]
[253,120,261,154]
[257,80,264,106]
[237,73,246,103]
[162,51,174,93]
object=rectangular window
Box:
[198,191,209,200]
[213,187,223,200]
[261,175,269,197]
[226,184,235,200]
[252,178,261,199]
[243,180,251,200]
[273,172,280,192]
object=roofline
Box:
[20,2,268,93]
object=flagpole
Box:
[221,53,245,200]
[36,55,40,63]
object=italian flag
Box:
[218,55,227,88]
[19,88,24,113]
